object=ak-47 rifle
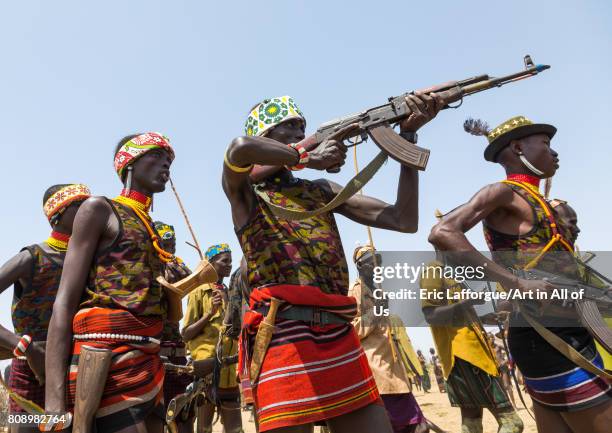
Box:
[251,56,551,221]
[512,267,612,354]
[164,355,239,426]
[166,378,206,426]
[251,54,549,183]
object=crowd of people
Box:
[0,92,610,433]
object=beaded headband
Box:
[114,132,175,177]
[43,184,91,222]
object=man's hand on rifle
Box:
[400,92,445,133]
[307,123,359,173]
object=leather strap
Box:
[255,305,349,326]
[254,151,388,221]
[519,306,612,379]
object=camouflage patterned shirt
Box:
[238,177,349,295]
[80,199,166,317]
[12,244,63,340]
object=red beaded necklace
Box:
[46,230,70,252]
[116,189,152,212]
[506,174,540,189]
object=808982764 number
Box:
[8,413,66,425]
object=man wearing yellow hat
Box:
[429,117,611,433]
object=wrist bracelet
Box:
[286,143,309,171]
[13,334,32,358]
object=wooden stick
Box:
[169,177,203,260]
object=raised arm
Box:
[222,130,351,229]
[317,93,445,233]
[45,197,111,414]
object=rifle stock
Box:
[166,379,205,424]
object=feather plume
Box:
[463,118,491,137]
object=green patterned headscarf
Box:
[245,95,305,137]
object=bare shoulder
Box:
[78,196,112,217]
[471,182,515,204]
[73,196,114,233]
[11,249,35,270]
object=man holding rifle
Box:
[222,92,444,432]
[429,116,612,433]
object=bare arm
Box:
[315,163,419,233]
[315,93,448,233]
[181,289,222,342]
[428,184,554,295]
[222,132,350,229]
[45,197,112,413]
[222,136,304,229]
[0,251,34,350]
[181,315,213,342]
[428,184,521,288]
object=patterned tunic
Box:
[12,244,63,340]
[9,244,63,414]
[483,182,591,377]
[80,199,166,317]
[238,177,349,294]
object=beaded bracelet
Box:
[13,334,32,358]
[287,143,309,171]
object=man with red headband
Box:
[0,183,90,431]
[429,116,612,433]
[223,93,444,433]
[44,133,187,433]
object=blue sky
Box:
[0,1,610,354]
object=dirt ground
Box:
[212,386,538,433]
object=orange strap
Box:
[501,180,574,269]
[114,199,176,263]
[131,206,175,263]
